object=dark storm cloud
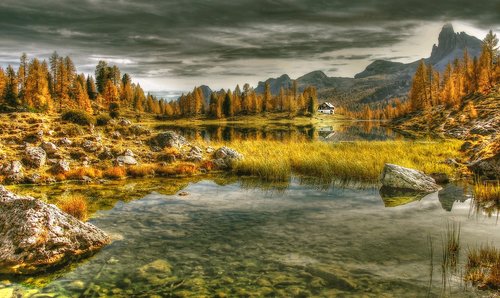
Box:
[0,0,498,82]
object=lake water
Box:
[154,121,404,142]
[2,177,499,297]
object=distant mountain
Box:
[253,23,483,107]
[198,85,212,104]
[429,23,482,70]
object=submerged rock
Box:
[213,146,243,169]
[0,186,110,274]
[380,163,441,193]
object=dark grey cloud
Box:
[0,0,498,89]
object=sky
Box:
[0,0,498,96]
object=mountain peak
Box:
[429,23,481,65]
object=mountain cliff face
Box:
[254,24,483,106]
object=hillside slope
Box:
[391,88,499,179]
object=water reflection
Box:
[3,177,498,297]
[154,121,405,142]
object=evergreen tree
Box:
[17,53,28,99]
[95,60,109,94]
[223,90,233,118]
[86,76,97,100]
[4,65,19,106]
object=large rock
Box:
[213,146,243,169]
[380,164,441,193]
[149,131,187,149]
[51,159,71,174]
[1,161,24,183]
[41,142,58,155]
[0,186,110,274]
[23,147,47,168]
[468,153,499,180]
[116,155,138,166]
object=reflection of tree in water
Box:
[154,122,402,142]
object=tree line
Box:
[0,52,319,119]
[339,30,499,120]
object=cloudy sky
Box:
[0,0,498,95]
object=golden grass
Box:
[219,140,462,182]
[465,244,500,290]
[58,195,88,221]
[127,164,156,178]
[103,166,127,179]
[474,182,500,202]
[65,167,103,180]
[175,162,197,175]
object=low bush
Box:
[61,110,94,126]
[96,114,111,126]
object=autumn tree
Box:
[24,58,52,111]
[478,30,499,93]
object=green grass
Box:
[218,139,463,182]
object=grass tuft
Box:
[465,244,500,290]
[58,195,88,221]
[65,167,103,180]
[103,166,127,179]
[127,164,155,177]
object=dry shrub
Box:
[58,195,88,221]
[66,167,103,180]
[104,166,127,179]
[127,164,155,177]
[155,165,176,176]
[176,162,197,175]
[200,160,215,171]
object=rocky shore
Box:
[0,112,243,185]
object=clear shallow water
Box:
[2,178,499,297]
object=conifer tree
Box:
[4,65,18,106]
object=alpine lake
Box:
[1,121,499,297]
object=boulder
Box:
[380,163,441,193]
[51,159,71,174]
[1,161,24,183]
[23,147,47,168]
[468,153,499,180]
[429,172,450,184]
[82,140,100,153]
[116,155,138,166]
[0,186,110,274]
[122,149,135,157]
[98,147,114,160]
[187,146,203,162]
[212,146,243,169]
[41,142,58,155]
[119,118,132,126]
[59,137,73,146]
[149,131,187,149]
